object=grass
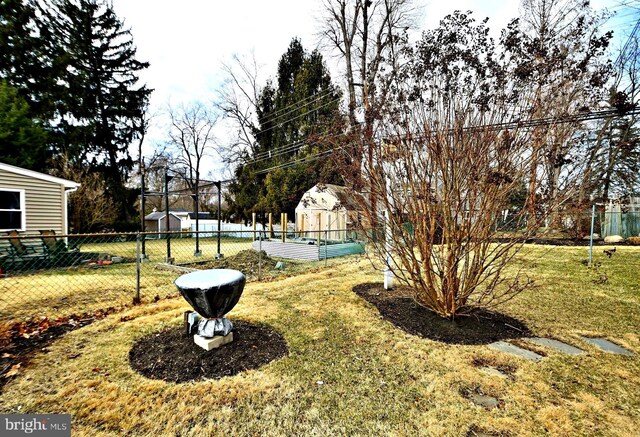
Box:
[0,245,638,435]
[80,235,255,261]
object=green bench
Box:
[0,232,51,273]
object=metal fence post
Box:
[324,230,328,267]
[589,204,595,266]
[258,231,262,280]
[135,232,141,304]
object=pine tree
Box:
[39,0,151,221]
[0,0,57,168]
[0,81,47,169]
[228,39,342,221]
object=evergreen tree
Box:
[38,0,151,221]
[228,39,342,222]
[0,81,47,169]
[0,0,48,108]
[0,0,57,168]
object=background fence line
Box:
[0,229,363,323]
[2,209,639,324]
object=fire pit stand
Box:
[175,269,246,351]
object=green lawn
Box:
[80,235,255,262]
[0,245,638,436]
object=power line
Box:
[245,125,345,166]
[255,90,335,124]
[614,16,640,67]
[252,97,342,137]
[257,90,338,127]
[252,107,640,175]
[252,138,306,160]
[255,149,335,175]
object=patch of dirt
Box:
[182,250,277,276]
[353,283,530,345]
[129,320,288,383]
[0,309,117,392]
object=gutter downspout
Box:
[64,186,79,245]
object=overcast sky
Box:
[110,0,636,178]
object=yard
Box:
[0,245,638,436]
[0,236,341,322]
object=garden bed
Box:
[129,320,288,383]
[353,282,531,345]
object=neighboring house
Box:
[0,162,80,235]
[295,184,363,240]
[143,210,182,236]
[182,212,214,231]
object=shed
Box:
[0,162,79,234]
[144,210,182,236]
[603,197,640,238]
[295,184,363,240]
[181,212,214,231]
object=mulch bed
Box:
[353,283,530,345]
[129,320,288,383]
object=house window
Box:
[0,189,25,231]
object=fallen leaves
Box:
[5,364,20,377]
[0,307,120,390]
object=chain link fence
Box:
[3,210,639,324]
[0,229,365,323]
[494,210,640,238]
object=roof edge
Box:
[0,162,80,188]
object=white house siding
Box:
[0,169,65,234]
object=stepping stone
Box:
[488,341,544,362]
[525,338,585,356]
[479,366,508,379]
[468,393,499,409]
[580,337,634,355]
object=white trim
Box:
[0,188,26,231]
[64,186,78,235]
[0,162,80,188]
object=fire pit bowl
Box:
[174,269,246,318]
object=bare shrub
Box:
[334,11,586,318]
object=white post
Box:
[326,210,331,241]
[344,210,348,241]
[384,209,394,290]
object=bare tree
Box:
[318,0,417,127]
[167,102,219,192]
[516,0,612,226]
[593,20,640,202]
[52,154,117,233]
[319,0,419,227]
[215,53,263,164]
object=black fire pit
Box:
[174,269,246,319]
